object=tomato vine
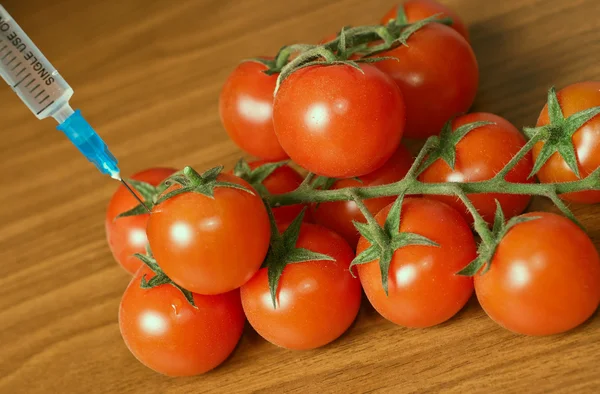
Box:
[260,87,600,277]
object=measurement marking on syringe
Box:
[11,61,22,71]
[35,89,45,99]
[39,95,50,105]
[36,100,55,115]
[6,56,16,66]
[0,44,7,54]
[2,50,11,61]
[24,78,34,88]
[30,84,40,93]
[16,67,25,76]
[13,72,30,88]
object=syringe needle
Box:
[120,179,152,214]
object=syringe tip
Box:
[57,109,121,179]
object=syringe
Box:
[0,5,149,211]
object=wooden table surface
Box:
[2,0,600,393]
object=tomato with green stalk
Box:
[381,0,470,42]
[146,166,271,295]
[371,17,478,139]
[273,63,405,178]
[419,113,533,226]
[354,197,477,328]
[241,212,361,350]
[529,82,600,203]
[470,211,600,336]
[119,251,245,376]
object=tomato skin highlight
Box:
[146,173,271,295]
[533,81,600,203]
[381,0,470,42]
[475,212,600,336]
[273,63,405,178]
[219,60,287,161]
[119,267,245,376]
[240,223,361,350]
[311,144,413,248]
[419,113,533,225]
[373,23,477,139]
[356,198,476,328]
[105,167,176,274]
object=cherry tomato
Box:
[105,167,176,274]
[312,144,413,248]
[419,113,533,225]
[372,22,477,139]
[475,212,600,335]
[119,266,245,376]
[219,60,287,160]
[533,82,600,203]
[273,63,405,178]
[381,0,470,42]
[241,223,361,350]
[147,172,271,295]
[248,160,310,224]
[356,198,476,328]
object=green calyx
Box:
[525,86,600,178]
[263,207,335,309]
[349,194,439,295]
[134,248,197,308]
[457,202,539,276]
[418,119,494,174]
[386,4,454,30]
[116,179,167,219]
[155,166,254,204]
[233,158,287,197]
[272,14,453,93]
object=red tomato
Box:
[273,63,405,178]
[356,198,476,328]
[240,223,361,350]
[419,113,533,225]
[372,23,477,139]
[475,212,600,335]
[219,60,287,161]
[247,160,309,224]
[105,167,176,274]
[312,144,413,248]
[146,172,271,295]
[119,266,245,376]
[533,82,600,203]
[381,0,470,42]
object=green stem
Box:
[267,175,600,207]
[546,190,583,229]
[299,172,315,189]
[494,130,545,181]
[183,166,203,185]
[348,189,377,227]
[452,186,494,245]
[405,136,439,179]
[348,189,388,246]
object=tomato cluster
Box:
[104,1,600,377]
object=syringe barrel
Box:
[0,5,72,120]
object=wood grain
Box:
[1,0,600,393]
